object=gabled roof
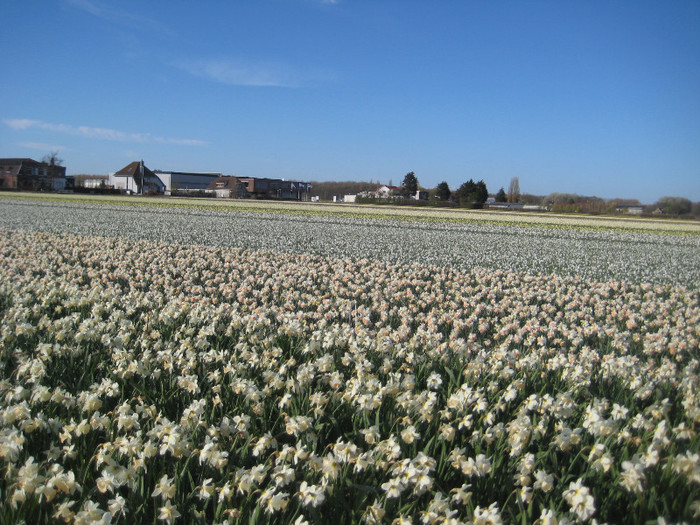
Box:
[1,158,44,176]
[113,161,156,179]
[0,160,23,176]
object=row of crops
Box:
[0,197,698,524]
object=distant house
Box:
[0,158,67,191]
[82,179,106,189]
[237,177,311,200]
[344,194,357,203]
[206,176,249,198]
[616,205,645,215]
[76,175,109,189]
[487,202,548,212]
[488,202,524,210]
[374,185,402,198]
[109,161,165,194]
[412,190,429,201]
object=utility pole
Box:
[140,160,144,195]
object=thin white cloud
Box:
[155,137,209,147]
[306,0,341,5]
[175,58,302,88]
[65,0,103,17]
[175,57,337,88]
[7,119,59,131]
[18,142,66,152]
[64,0,170,34]
[4,119,207,146]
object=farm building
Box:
[206,176,312,200]
[207,176,249,198]
[0,157,67,191]
[76,176,109,189]
[108,161,165,194]
[107,161,311,200]
[153,170,221,194]
[237,177,311,200]
[616,205,646,215]
[374,185,402,198]
[412,190,429,200]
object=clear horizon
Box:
[1,1,698,203]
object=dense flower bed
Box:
[0,224,698,524]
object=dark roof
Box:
[0,158,38,165]
[207,176,241,190]
[1,158,45,176]
[113,161,156,179]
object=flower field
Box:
[1,197,698,286]
[0,197,699,524]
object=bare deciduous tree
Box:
[508,177,520,203]
[42,151,63,177]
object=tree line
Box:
[405,173,523,208]
[312,173,699,218]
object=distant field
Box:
[2,191,699,234]
[1,196,698,286]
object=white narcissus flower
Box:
[108,495,127,517]
[260,489,289,515]
[563,479,596,522]
[400,425,420,444]
[158,501,181,524]
[298,481,326,508]
[152,475,176,500]
[471,502,503,525]
[620,459,646,494]
[533,470,554,493]
[381,477,405,499]
[198,478,216,500]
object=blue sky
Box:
[1,0,698,202]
